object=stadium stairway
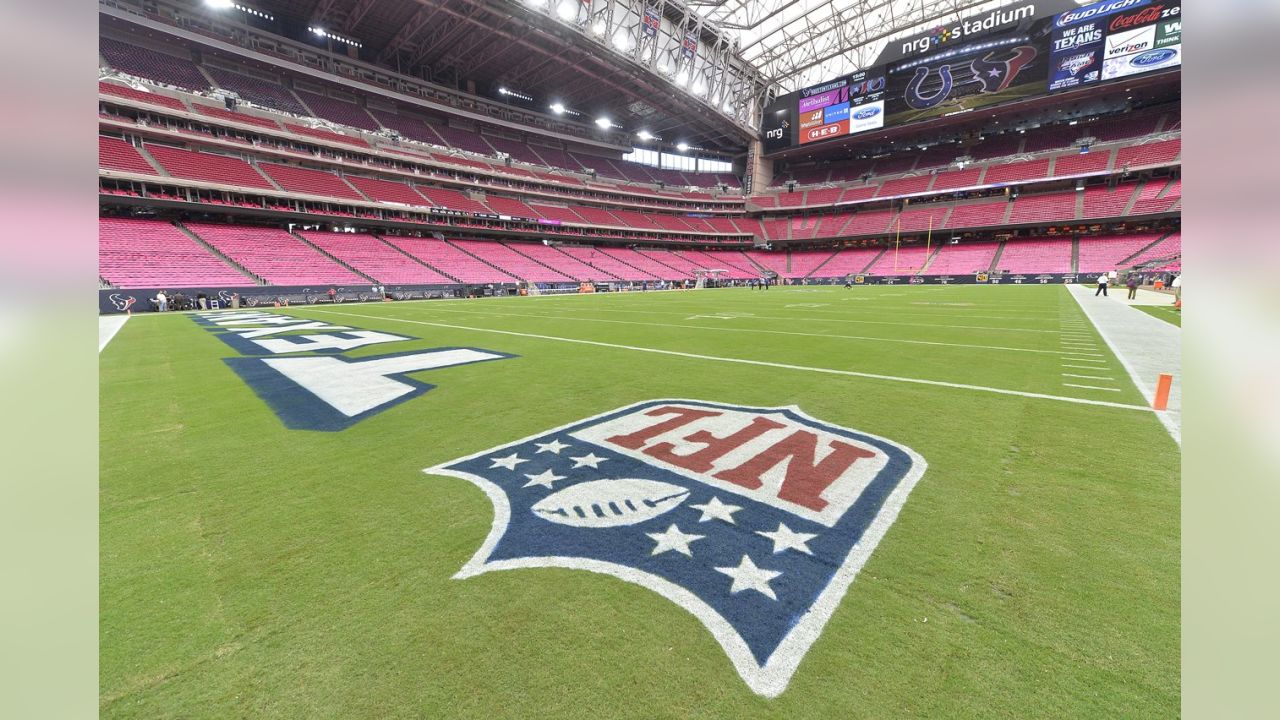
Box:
[172,221,264,285]
[1120,179,1147,216]
[551,246,618,280]
[290,231,377,283]
[805,250,840,278]
[1070,238,1080,274]
[503,242,582,280]
[374,235,463,283]
[918,244,945,274]
[445,239,527,280]
[742,253,772,275]
[986,241,1007,273]
[1117,231,1175,267]
[134,144,169,177]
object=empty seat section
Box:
[382,237,515,283]
[607,209,663,230]
[186,223,365,285]
[98,81,188,111]
[558,246,655,280]
[146,145,274,189]
[838,185,879,203]
[99,217,248,288]
[571,206,625,227]
[1082,183,1139,219]
[638,249,702,276]
[529,146,581,171]
[866,245,932,275]
[843,210,895,235]
[450,240,573,282]
[570,153,625,180]
[814,248,884,276]
[925,242,1000,275]
[430,125,496,155]
[1127,232,1181,266]
[299,232,454,284]
[1022,125,1083,153]
[786,250,840,277]
[778,190,808,208]
[99,136,158,175]
[1115,139,1181,168]
[192,104,281,129]
[970,134,1023,160]
[529,204,584,223]
[877,175,933,197]
[744,251,788,277]
[99,38,209,90]
[995,238,1073,273]
[1076,234,1164,273]
[414,186,491,213]
[1008,191,1077,224]
[483,135,545,165]
[686,250,756,279]
[1052,150,1111,177]
[204,67,310,115]
[647,214,696,232]
[805,188,843,205]
[293,90,379,131]
[345,176,427,205]
[896,206,950,232]
[367,108,446,145]
[985,158,1051,184]
[814,212,855,238]
[931,167,983,191]
[602,248,686,278]
[259,164,364,200]
[1130,180,1179,215]
[483,195,539,218]
[948,200,1008,228]
[873,156,917,175]
[509,243,612,280]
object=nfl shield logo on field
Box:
[428,399,927,697]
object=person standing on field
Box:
[1126,274,1138,300]
[1095,274,1109,297]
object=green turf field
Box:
[1134,304,1182,327]
[100,284,1179,718]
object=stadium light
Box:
[591,21,606,36]
[612,31,633,52]
[556,1,577,21]
[595,116,612,129]
[311,26,325,35]
[692,81,708,96]
[550,102,566,115]
[498,87,509,95]
[676,142,690,152]
[636,130,655,141]
[205,0,234,8]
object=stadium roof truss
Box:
[304,0,776,149]
[691,0,1039,92]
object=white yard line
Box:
[302,308,1156,414]
[1062,383,1122,392]
[412,305,1072,356]
[99,315,129,353]
[1062,373,1116,380]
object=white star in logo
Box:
[988,68,1002,77]
[488,453,528,471]
[570,452,607,469]
[646,524,705,557]
[535,439,570,455]
[690,496,742,524]
[522,469,566,489]
[756,522,818,555]
[715,554,782,600]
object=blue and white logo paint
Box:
[430,399,927,697]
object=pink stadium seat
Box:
[345,175,428,206]
[925,242,1000,275]
[381,237,515,283]
[99,217,249,288]
[449,240,574,282]
[99,136,158,175]
[558,246,656,280]
[145,144,274,189]
[995,237,1073,273]
[186,223,366,285]
[299,232,454,284]
[259,163,364,201]
[1076,233,1164,273]
[510,243,614,280]
[98,81,188,111]
[811,248,883,277]
[866,245,932,275]
[293,90,380,131]
[948,200,1008,229]
[1008,190,1078,224]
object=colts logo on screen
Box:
[429,399,927,697]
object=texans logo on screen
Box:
[429,399,927,697]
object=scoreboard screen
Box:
[760,0,1180,154]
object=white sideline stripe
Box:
[1063,364,1110,370]
[302,308,1156,414]
[1061,355,1106,361]
[415,305,1070,356]
[1062,373,1115,380]
[99,315,129,353]
[1062,383,1122,392]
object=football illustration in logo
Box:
[428,399,927,697]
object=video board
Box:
[759,0,1180,154]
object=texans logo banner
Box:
[428,399,927,696]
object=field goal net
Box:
[694,269,725,289]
